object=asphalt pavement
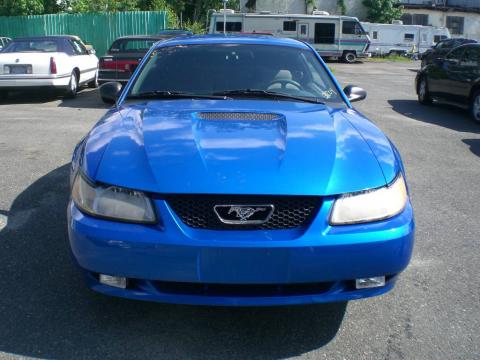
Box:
[0,61,478,359]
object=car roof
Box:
[154,34,309,50]
[113,35,176,41]
[454,43,480,49]
[12,35,81,41]
[158,29,193,35]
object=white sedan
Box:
[0,35,98,98]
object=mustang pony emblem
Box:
[228,206,266,221]
[213,204,275,225]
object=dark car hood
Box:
[83,99,398,196]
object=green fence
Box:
[0,11,169,56]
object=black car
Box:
[416,44,480,122]
[421,38,477,67]
[98,34,189,85]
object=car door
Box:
[440,46,469,103]
[69,39,97,83]
[454,46,480,105]
[428,46,465,99]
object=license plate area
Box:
[4,64,32,74]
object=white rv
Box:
[361,21,450,56]
[209,10,371,63]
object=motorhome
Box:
[209,10,371,63]
[361,21,450,56]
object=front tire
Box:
[65,71,79,98]
[88,71,98,88]
[418,76,432,105]
[470,90,480,123]
[342,51,357,64]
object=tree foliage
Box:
[0,0,44,15]
[0,0,238,33]
[362,0,403,23]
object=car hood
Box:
[83,99,398,196]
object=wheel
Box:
[65,71,79,98]
[88,70,98,88]
[342,52,356,64]
[418,76,432,105]
[470,90,480,123]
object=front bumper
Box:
[68,197,414,306]
[98,70,131,84]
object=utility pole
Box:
[223,0,228,35]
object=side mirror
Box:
[87,48,96,55]
[343,85,367,103]
[100,82,122,104]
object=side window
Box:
[342,21,363,35]
[446,47,465,61]
[372,31,378,40]
[283,21,297,32]
[440,40,453,49]
[404,34,415,42]
[461,47,480,66]
[299,24,307,35]
[215,21,242,32]
[70,40,87,55]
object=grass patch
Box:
[366,55,414,62]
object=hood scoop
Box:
[197,112,282,121]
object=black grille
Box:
[198,112,281,121]
[164,195,321,230]
[153,281,333,297]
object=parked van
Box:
[361,21,450,56]
[209,10,371,63]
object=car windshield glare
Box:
[128,44,344,105]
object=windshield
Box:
[3,40,59,52]
[110,39,159,53]
[129,44,344,105]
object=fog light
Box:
[99,274,127,289]
[355,276,385,289]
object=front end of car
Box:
[68,171,413,306]
[68,36,415,306]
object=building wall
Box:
[403,8,480,40]
[239,0,368,20]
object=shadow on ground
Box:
[0,88,109,109]
[388,99,479,134]
[462,139,480,158]
[0,165,346,360]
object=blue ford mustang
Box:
[68,35,414,306]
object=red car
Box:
[99,34,184,85]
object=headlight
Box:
[71,174,156,224]
[330,174,408,225]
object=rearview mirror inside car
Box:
[343,85,367,103]
[100,82,123,104]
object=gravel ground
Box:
[0,61,478,360]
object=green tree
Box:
[362,0,403,23]
[0,0,44,15]
[70,0,139,12]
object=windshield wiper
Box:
[127,90,231,100]
[212,89,325,104]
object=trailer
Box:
[209,10,371,63]
[361,21,450,56]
